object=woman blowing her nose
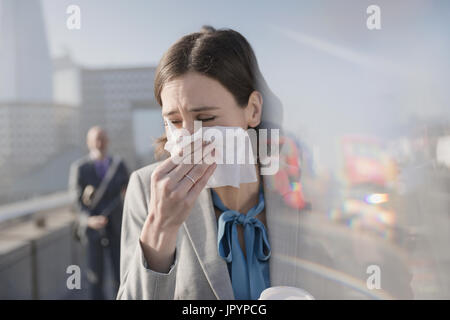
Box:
[117,26,410,300]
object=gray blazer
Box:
[117,162,413,300]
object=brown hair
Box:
[153,25,283,160]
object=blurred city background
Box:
[0,0,449,299]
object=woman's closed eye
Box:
[197,115,216,122]
[163,116,216,127]
[163,119,180,127]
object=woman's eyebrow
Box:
[188,106,220,112]
[162,109,179,117]
[162,106,219,116]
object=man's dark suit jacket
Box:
[69,155,130,242]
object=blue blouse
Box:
[211,185,271,300]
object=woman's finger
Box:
[168,140,214,184]
[155,137,205,175]
[174,161,211,194]
[175,137,210,164]
[172,140,216,193]
[155,154,179,175]
[185,163,217,203]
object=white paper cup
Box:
[258,286,315,300]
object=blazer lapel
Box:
[183,178,301,299]
[182,140,302,299]
[183,187,235,300]
[262,173,301,288]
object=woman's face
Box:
[161,71,262,135]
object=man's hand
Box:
[87,215,108,230]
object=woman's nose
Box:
[182,121,195,135]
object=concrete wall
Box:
[0,209,88,299]
[0,239,33,299]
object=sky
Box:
[40,0,450,169]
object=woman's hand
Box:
[140,140,217,272]
[87,215,108,230]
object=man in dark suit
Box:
[69,126,129,299]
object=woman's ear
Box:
[245,90,263,128]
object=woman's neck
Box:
[212,164,261,214]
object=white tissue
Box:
[164,119,258,188]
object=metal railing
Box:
[0,191,75,225]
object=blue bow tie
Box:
[211,185,271,300]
